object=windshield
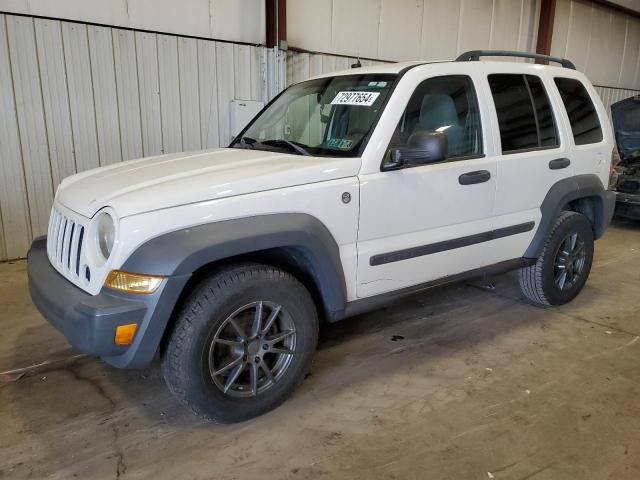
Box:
[230,74,397,157]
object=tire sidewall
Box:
[540,214,594,305]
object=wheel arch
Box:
[121,213,348,320]
[525,174,615,258]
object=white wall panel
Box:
[113,29,144,161]
[0,14,31,259]
[34,18,76,186]
[136,31,163,156]
[0,14,267,260]
[286,50,385,87]
[332,0,381,59]
[62,22,100,173]
[209,0,266,45]
[6,15,53,238]
[0,0,266,44]
[552,0,640,90]
[288,0,539,62]
[157,34,183,154]
[492,0,526,51]
[287,0,332,54]
[378,0,423,61]
[421,0,462,61]
[619,15,640,88]
[215,42,235,145]
[197,39,220,148]
[234,44,253,100]
[458,0,494,54]
[88,25,123,166]
[178,37,202,151]
[251,46,264,101]
[518,0,540,52]
[594,86,639,119]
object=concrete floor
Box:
[1,219,639,480]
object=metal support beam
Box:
[535,0,557,64]
[265,0,287,49]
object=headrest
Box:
[419,94,460,131]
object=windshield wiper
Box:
[261,139,311,156]
[232,136,257,149]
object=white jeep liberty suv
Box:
[28,51,616,423]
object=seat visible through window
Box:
[387,75,482,160]
[418,94,465,155]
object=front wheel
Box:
[161,263,318,423]
[519,211,594,306]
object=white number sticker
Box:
[330,91,380,106]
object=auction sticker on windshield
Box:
[331,91,380,106]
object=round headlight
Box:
[96,212,115,260]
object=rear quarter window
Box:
[554,78,603,145]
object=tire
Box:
[519,211,594,306]
[161,263,318,423]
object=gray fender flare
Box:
[122,213,348,317]
[525,174,615,258]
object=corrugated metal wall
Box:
[287,0,541,62]
[286,52,383,86]
[551,0,640,90]
[0,13,269,261]
[594,86,640,118]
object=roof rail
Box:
[456,50,576,70]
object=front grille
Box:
[47,207,86,279]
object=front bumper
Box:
[615,191,640,220]
[27,237,190,368]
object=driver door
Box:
[356,74,498,298]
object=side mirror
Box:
[383,130,448,171]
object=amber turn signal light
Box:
[114,323,138,345]
[104,270,164,294]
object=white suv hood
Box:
[56,148,361,218]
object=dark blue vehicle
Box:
[612,96,640,220]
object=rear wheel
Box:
[519,211,594,306]
[161,263,318,423]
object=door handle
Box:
[459,170,491,185]
[549,158,571,170]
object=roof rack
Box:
[456,50,576,70]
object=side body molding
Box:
[525,174,615,258]
[122,213,348,318]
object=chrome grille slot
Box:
[46,206,87,281]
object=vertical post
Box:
[265,0,287,98]
[535,0,557,64]
[266,0,287,49]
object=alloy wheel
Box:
[208,301,297,397]
[553,231,586,291]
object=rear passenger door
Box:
[487,73,574,263]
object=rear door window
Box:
[554,78,603,145]
[488,74,559,153]
[527,76,558,147]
